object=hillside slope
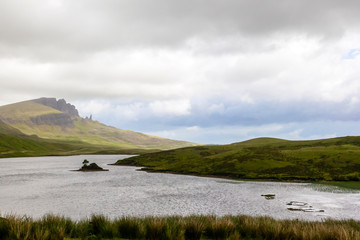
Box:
[0,98,197,150]
[115,137,360,181]
[0,119,102,157]
[0,119,23,135]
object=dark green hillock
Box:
[115,136,360,181]
[79,160,108,171]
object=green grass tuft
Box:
[2,214,360,239]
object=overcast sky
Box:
[1,0,360,144]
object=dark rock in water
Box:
[261,194,275,200]
[78,162,109,172]
[287,207,325,213]
[303,208,325,213]
[287,207,303,212]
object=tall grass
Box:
[1,214,360,240]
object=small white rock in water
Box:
[287,201,308,206]
[286,201,324,212]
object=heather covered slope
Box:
[0,119,92,157]
[115,136,360,181]
[0,119,23,135]
[0,98,197,150]
[0,119,157,157]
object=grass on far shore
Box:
[1,214,360,240]
[316,181,360,190]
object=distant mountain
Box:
[0,98,197,151]
[115,136,360,181]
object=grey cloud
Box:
[0,0,359,61]
[86,98,360,132]
[1,0,360,144]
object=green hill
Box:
[115,136,360,181]
[0,119,23,135]
[0,119,157,158]
[0,98,197,151]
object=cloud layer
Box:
[1,0,360,143]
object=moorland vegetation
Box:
[116,136,360,182]
[1,214,360,240]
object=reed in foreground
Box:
[1,214,360,240]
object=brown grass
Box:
[1,214,360,239]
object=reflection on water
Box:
[1,155,360,220]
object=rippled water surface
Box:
[1,155,360,220]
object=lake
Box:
[1,155,360,221]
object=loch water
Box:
[1,155,360,220]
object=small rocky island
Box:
[77,159,109,171]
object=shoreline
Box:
[111,163,322,183]
[111,163,360,190]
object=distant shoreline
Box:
[112,163,360,190]
[111,163,312,182]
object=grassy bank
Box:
[1,214,360,240]
[115,136,360,182]
[316,181,360,190]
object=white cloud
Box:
[146,121,359,144]
[1,1,360,143]
[208,104,225,114]
[1,33,359,107]
[114,103,145,122]
[186,126,200,131]
[150,99,191,116]
[75,100,111,116]
[148,123,287,144]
